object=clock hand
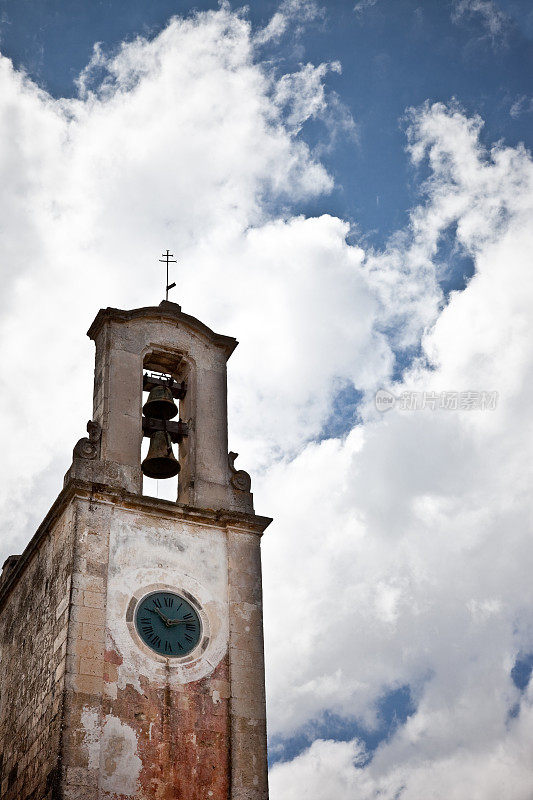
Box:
[149,607,171,626]
[166,618,191,627]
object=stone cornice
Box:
[0,479,271,612]
[87,301,238,358]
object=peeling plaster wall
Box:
[102,506,232,799]
[107,508,229,691]
[62,495,233,800]
[100,716,142,796]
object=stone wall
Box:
[60,489,268,799]
[228,528,268,800]
[63,492,233,800]
[0,481,269,800]
[0,503,75,800]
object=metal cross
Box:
[159,250,177,301]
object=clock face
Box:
[134,590,202,657]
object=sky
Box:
[0,1,533,797]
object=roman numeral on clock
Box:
[137,593,200,656]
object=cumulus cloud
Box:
[261,103,533,797]
[0,4,532,799]
[269,711,533,800]
[0,4,353,554]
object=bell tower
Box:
[0,300,271,800]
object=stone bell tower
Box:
[0,300,271,800]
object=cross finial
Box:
[159,250,177,301]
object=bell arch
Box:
[70,300,253,513]
[140,347,190,501]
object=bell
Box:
[141,431,180,479]
[143,384,178,420]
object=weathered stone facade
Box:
[0,498,75,799]
[0,301,271,798]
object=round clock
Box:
[134,590,202,657]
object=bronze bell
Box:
[143,384,178,420]
[141,431,180,479]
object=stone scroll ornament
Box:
[228,451,252,492]
[73,420,102,460]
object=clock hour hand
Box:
[167,618,190,626]
[149,606,171,626]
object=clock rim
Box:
[134,589,202,659]
[126,582,211,665]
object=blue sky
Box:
[1,2,533,797]
[2,0,532,250]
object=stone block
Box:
[71,606,105,626]
[79,657,104,678]
[53,627,68,654]
[81,622,106,643]
[76,641,105,661]
[55,594,69,621]
[64,783,99,800]
[79,535,108,564]
[55,660,66,684]
[66,766,98,787]
[230,630,264,655]
[83,590,105,609]
[71,673,104,696]
[71,573,105,593]
[231,696,266,720]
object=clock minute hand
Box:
[149,606,171,626]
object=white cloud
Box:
[270,708,533,800]
[274,61,338,131]
[255,0,324,45]
[452,0,510,44]
[510,95,533,119]
[270,739,367,799]
[354,0,379,16]
[262,102,533,796]
[0,5,351,555]
[0,5,532,798]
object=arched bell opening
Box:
[140,350,189,502]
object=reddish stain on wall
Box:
[101,656,230,799]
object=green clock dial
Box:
[134,590,201,657]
